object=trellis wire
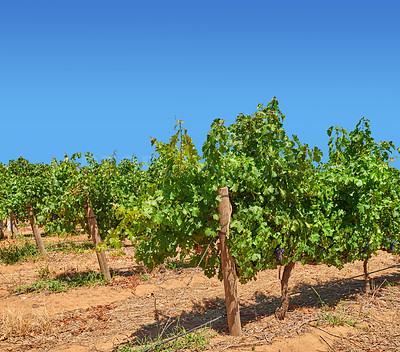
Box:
[145,239,214,352]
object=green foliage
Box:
[109,249,127,257]
[0,151,146,246]
[108,120,221,277]
[209,98,324,280]
[1,97,399,289]
[117,156,147,206]
[109,97,400,284]
[165,259,192,270]
[316,118,400,266]
[115,326,212,352]
[0,242,39,264]
[44,152,146,239]
[44,152,122,238]
[0,157,51,222]
[14,270,110,294]
[47,241,94,254]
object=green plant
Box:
[0,158,52,228]
[70,271,109,287]
[139,273,150,281]
[385,281,396,288]
[105,99,400,321]
[1,98,399,325]
[49,241,94,254]
[14,270,111,294]
[37,266,50,280]
[311,295,358,328]
[115,326,213,352]
[165,260,191,270]
[315,308,358,327]
[15,278,68,293]
[0,242,39,264]
[110,249,126,257]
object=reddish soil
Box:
[0,233,399,352]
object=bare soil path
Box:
[1,233,399,352]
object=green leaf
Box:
[251,253,261,261]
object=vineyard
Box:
[1,97,400,351]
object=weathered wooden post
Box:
[218,187,241,336]
[363,257,373,294]
[5,212,19,240]
[4,219,11,240]
[9,211,19,238]
[85,203,111,281]
[26,205,47,257]
[0,220,4,240]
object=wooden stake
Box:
[85,204,111,281]
[218,187,241,336]
[5,218,12,239]
[0,220,4,240]
[275,261,295,320]
[363,257,372,294]
[26,205,47,257]
[2,220,11,240]
[10,211,19,237]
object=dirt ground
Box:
[1,230,400,352]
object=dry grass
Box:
[330,284,400,352]
[0,239,399,351]
[0,307,55,340]
[206,281,400,352]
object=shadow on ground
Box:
[114,268,400,351]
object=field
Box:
[1,229,400,352]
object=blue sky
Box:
[1,1,399,167]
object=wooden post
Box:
[85,204,111,281]
[363,257,373,294]
[218,187,241,336]
[26,205,47,257]
[4,212,19,240]
[6,218,12,239]
[2,220,11,240]
[10,211,19,237]
[0,220,4,240]
[275,261,295,320]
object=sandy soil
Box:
[0,233,399,352]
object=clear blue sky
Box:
[1,1,399,167]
